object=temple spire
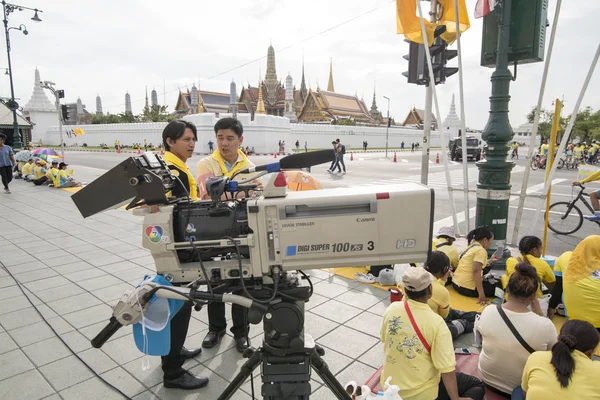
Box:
[256,81,266,115]
[265,44,278,104]
[300,54,307,101]
[327,58,334,92]
[145,86,149,108]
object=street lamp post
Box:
[383,96,390,158]
[2,1,42,150]
[476,0,515,264]
[40,81,65,159]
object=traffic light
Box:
[402,25,458,86]
[57,90,65,99]
[61,104,68,121]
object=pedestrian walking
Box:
[295,140,300,152]
[411,142,415,152]
[0,133,16,194]
[208,140,214,153]
[401,141,405,150]
[331,138,346,174]
[304,141,308,152]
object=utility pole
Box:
[383,95,390,158]
[476,0,515,264]
[420,0,437,185]
[40,81,64,159]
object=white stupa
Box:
[442,94,462,137]
[23,68,57,144]
[24,68,55,112]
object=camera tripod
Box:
[217,285,352,400]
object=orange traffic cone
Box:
[274,153,277,158]
[350,152,354,161]
[137,146,141,155]
[393,153,397,163]
[436,153,440,164]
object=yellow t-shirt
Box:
[453,243,488,291]
[553,251,572,276]
[433,237,459,270]
[33,166,46,179]
[22,162,33,175]
[539,144,549,156]
[564,277,600,328]
[196,150,255,199]
[505,255,556,297]
[427,279,450,319]
[522,350,600,399]
[380,299,455,400]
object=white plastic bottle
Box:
[382,376,403,399]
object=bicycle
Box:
[510,148,518,160]
[546,183,600,235]
[530,154,565,171]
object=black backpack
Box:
[340,144,346,154]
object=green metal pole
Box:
[476,0,515,266]
[2,1,22,149]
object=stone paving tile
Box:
[43,254,82,267]
[122,355,165,389]
[76,348,118,374]
[317,325,379,358]
[100,367,148,398]
[61,329,94,352]
[0,331,18,354]
[0,294,37,315]
[102,333,146,365]
[11,267,58,283]
[97,260,140,274]
[47,292,102,315]
[353,310,385,338]
[360,342,384,369]
[78,275,123,292]
[4,260,48,274]
[9,318,71,347]
[50,260,95,275]
[63,267,106,282]
[22,336,72,367]
[310,299,363,324]
[311,280,353,299]
[0,307,43,330]
[36,283,87,303]
[0,369,56,400]
[62,303,114,329]
[91,282,135,302]
[23,275,71,292]
[59,377,126,400]
[39,354,96,391]
[305,310,340,340]
[0,348,35,380]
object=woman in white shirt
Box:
[476,263,557,396]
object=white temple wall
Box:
[44,114,440,152]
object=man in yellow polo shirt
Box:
[158,120,208,391]
[21,158,34,181]
[573,168,600,220]
[381,267,484,400]
[196,117,252,353]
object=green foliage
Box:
[335,118,356,126]
[91,112,130,124]
[139,105,172,122]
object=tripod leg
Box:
[217,349,262,400]
[310,346,352,400]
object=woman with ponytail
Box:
[476,264,557,395]
[453,226,500,305]
[521,320,600,399]
[504,236,556,315]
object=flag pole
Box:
[511,0,562,245]
[416,0,460,235]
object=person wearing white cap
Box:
[434,226,460,271]
[381,267,485,400]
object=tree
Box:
[525,106,568,140]
[335,117,356,126]
[569,107,600,143]
[140,104,172,122]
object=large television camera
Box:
[73,151,434,285]
[71,151,434,400]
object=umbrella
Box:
[73,127,85,136]
[32,148,60,157]
[14,150,33,162]
[284,170,323,191]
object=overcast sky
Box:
[4,0,599,129]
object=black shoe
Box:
[202,330,226,348]
[180,346,202,359]
[164,371,209,390]
[235,336,249,353]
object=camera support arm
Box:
[91,282,267,349]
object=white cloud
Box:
[5,0,600,129]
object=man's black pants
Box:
[0,166,12,189]
[207,287,248,338]
[437,372,485,400]
[161,302,193,379]
[332,155,346,172]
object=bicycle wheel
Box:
[547,202,584,235]
[531,158,539,171]
[557,158,565,169]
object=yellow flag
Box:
[396,0,437,45]
[438,0,471,45]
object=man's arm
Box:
[576,169,600,184]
